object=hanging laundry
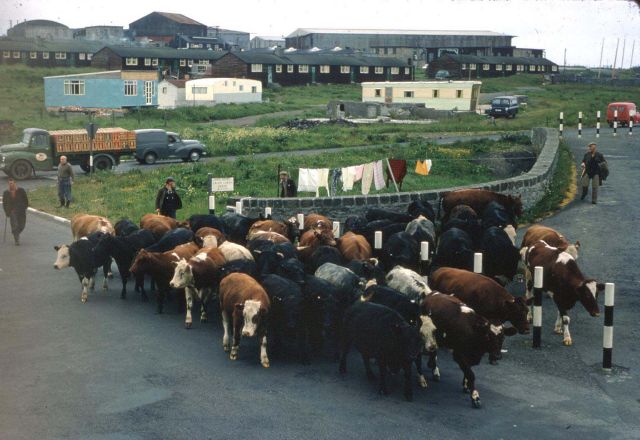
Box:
[316,168,330,197]
[386,159,407,190]
[373,160,386,190]
[297,168,320,192]
[361,162,374,195]
[329,168,342,196]
[415,160,433,176]
[425,160,432,175]
[354,164,365,182]
[341,166,356,191]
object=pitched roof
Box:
[154,12,205,26]
[227,48,410,67]
[0,37,105,52]
[440,53,557,66]
[287,28,510,38]
[97,45,228,61]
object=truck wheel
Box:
[94,156,113,171]
[9,160,33,180]
[144,152,157,165]
[189,150,201,162]
[80,163,90,173]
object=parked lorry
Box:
[134,129,206,164]
[607,102,639,127]
[0,127,136,180]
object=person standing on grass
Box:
[580,142,606,205]
[279,171,297,198]
[155,177,182,219]
[2,178,29,246]
[57,155,74,208]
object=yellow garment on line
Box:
[415,160,431,176]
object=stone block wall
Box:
[229,128,560,221]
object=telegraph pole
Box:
[630,40,636,69]
[612,38,620,79]
[598,38,605,79]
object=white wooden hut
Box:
[184,78,262,105]
[157,79,186,109]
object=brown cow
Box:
[246,230,291,244]
[304,214,332,232]
[299,228,337,248]
[440,189,522,221]
[194,227,226,248]
[247,217,299,241]
[521,225,580,260]
[337,232,372,262]
[449,204,479,221]
[140,214,181,240]
[70,214,115,241]
[523,240,604,346]
[219,272,271,368]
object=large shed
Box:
[361,80,482,111]
[184,78,262,105]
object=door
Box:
[385,87,393,104]
[267,66,273,84]
[311,66,316,84]
[144,81,154,105]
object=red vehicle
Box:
[607,102,640,127]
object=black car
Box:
[486,96,519,118]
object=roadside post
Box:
[629,120,633,136]
[602,283,615,371]
[559,112,564,138]
[473,253,483,274]
[596,111,601,138]
[420,241,429,275]
[533,266,543,348]
[578,112,582,138]
[208,176,235,215]
[613,110,618,137]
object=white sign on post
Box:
[210,177,235,192]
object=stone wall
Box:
[229,128,560,221]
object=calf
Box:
[298,227,337,248]
[337,232,372,262]
[219,273,271,367]
[432,227,475,272]
[346,258,386,285]
[440,189,522,222]
[194,227,226,248]
[145,228,194,253]
[482,201,517,230]
[70,214,115,241]
[421,293,508,408]
[521,225,580,260]
[140,213,181,240]
[303,214,332,232]
[170,247,226,328]
[450,204,478,222]
[523,240,603,346]
[385,266,432,301]
[479,226,521,284]
[53,232,113,303]
[245,230,290,244]
[339,302,422,401]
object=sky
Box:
[1,0,639,67]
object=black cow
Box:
[482,201,518,230]
[114,218,139,237]
[405,216,436,259]
[407,199,436,223]
[145,228,194,253]
[432,227,475,272]
[440,218,484,250]
[479,226,520,284]
[219,259,257,279]
[186,214,227,234]
[363,284,419,326]
[380,232,420,272]
[305,245,343,274]
[346,259,386,285]
[339,302,422,401]
[365,208,414,224]
[220,213,261,245]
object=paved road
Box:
[0,128,637,439]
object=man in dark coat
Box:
[155,177,182,218]
[3,178,29,245]
[279,171,297,198]
[580,142,606,204]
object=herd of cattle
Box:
[52,188,604,408]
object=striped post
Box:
[578,112,583,138]
[602,283,615,371]
[297,213,304,230]
[235,201,242,215]
[559,112,564,138]
[332,221,341,238]
[613,110,618,137]
[596,111,601,138]
[629,120,633,136]
[374,231,383,250]
[264,206,272,217]
[473,253,483,274]
[420,241,429,275]
[532,266,543,348]
[207,173,215,214]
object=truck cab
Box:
[607,102,639,127]
[0,128,55,179]
[134,129,205,164]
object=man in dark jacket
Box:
[3,178,29,245]
[279,171,297,198]
[155,177,182,218]
[580,142,606,204]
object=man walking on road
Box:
[57,155,74,208]
[155,177,182,219]
[581,142,606,205]
[2,178,29,245]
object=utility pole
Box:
[620,38,626,73]
[563,48,567,72]
[630,40,636,69]
[598,38,605,79]
[612,38,619,79]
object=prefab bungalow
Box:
[0,37,104,67]
[44,70,158,111]
[362,81,482,111]
[427,54,558,79]
[158,79,186,109]
[184,78,262,105]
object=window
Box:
[375,66,384,74]
[298,64,309,73]
[56,52,67,59]
[287,64,294,73]
[391,67,399,75]
[251,63,263,72]
[187,59,194,66]
[251,86,257,93]
[30,51,37,59]
[404,67,410,75]
[456,90,463,98]
[64,80,84,95]
[340,65,350,74]
[144,58,151,66]
[180,59,186,66]
[360,66,369,74]
[152,58,158,66]
[2,51,9,58]
[198,60,209,65]
[78,52,86,60]
[461,63,467,69]
[42,52,49,59]
[126,57,138,66]
[320,65,330,73]
[517,65,524,71]
[432,89,439,98]
[552,65,558,72]
[124,80,137,96]
[239,85,244,91]
[374,89,382,97]
[87,53,92,61]
[13,51,21,59]
[469,63,476,70]
[483,64,490,70]
[275,64,282,73]
[506,64,513,71]
[162,87,167,94]
[496,64,503,71]
[404,91,414,98]
[191,86,207,94]
[529,65,535,71]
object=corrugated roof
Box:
[44,70,122,79]
[99,45,228,60]
[287,28,510,38]
[440,54,557,66]
[230,49,410,67]
[0,37,105,52]
[154,12,205,26]
[10,19,69,29]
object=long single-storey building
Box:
[184,78,262,105]
[362,80,482,111]
[427,54,558,78]
[0,37,104,67]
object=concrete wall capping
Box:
[231,128,560,220]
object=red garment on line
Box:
[386,159,408,185]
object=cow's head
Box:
[419,315,438,352]
[286,216,301,241]
[169,259,192,288]
[314,228,337,247]
[565,241,581,260]
[508,194,524,218]
[53,244,70,270]
[240,300,266,337]
[506,297,530,334]
[578,279,604,317]
[200,235,218,248]
[129,249,150,274]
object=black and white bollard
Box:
[602,283,615,371]
[420,241,429,275]
[297,213,304,230]
[374,231,383,251]
[473,253,483,274]
[613,110,618,137]
[333,221,341,238]
[532,266,543,348]
[559,112,564,138]
[596,111,601,138]
[578,112,583,138]
[264,206,272,217]
[235,201,242,215]
[629,120,633,136]
[207,173,215,215]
